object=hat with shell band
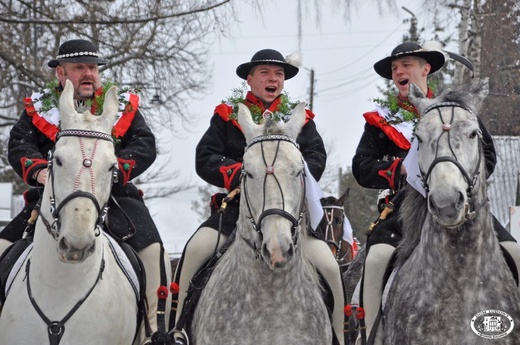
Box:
[236,49,299,80]
[48,39,108,68]
[373,41,445,80]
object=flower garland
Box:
[36,79,140,116]
[372,92,419,126]
[372,81,439,127]
[223,82,299,124]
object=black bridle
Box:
[27,128,115,345]
[322,205,350,263]
[39,129,117,240]
[240,134,306,258]
[419,101,485,220]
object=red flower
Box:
[157,286,169,299]
[170,282,180,295]
[355,307,365,320]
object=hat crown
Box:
[249,49,285,64]
[58,39,99,57]
[391,41,423,57]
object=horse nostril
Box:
[261,243,270,259]
[287,243,294,259]
[58,237,69,252]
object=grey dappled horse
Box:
[191,103,332,345]
[384,83,520,344]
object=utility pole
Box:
[308,68,315,111]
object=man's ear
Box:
[56,65,64,78]
[422,63,431,76]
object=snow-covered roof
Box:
[488,136,520,228]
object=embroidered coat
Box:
[352,91,496,193]
[4,85,160,250]
[352,90,499,247]
[195,91,327,234]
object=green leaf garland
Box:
[224,82,299,124]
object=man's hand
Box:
[33,168,48,185]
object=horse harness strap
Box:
[25,251,106,345]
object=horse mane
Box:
[396,184,429,265]
[263,118,287,136]
[435,84,485,115]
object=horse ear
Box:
[237,103,261,142]
[472,77,489,104]
[408,83,433,116]
[99,86,119,132]
[59,80,79,129]
[338,187,350,205]
[283,102,307,140]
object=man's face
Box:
[391,56,430,98]
[247,64,285,104]
[56,62,102,100]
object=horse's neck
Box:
[420,212,501,263]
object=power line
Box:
[317,75,380,102]
[319,22,406,76]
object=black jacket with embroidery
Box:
[352,93,496,192]
[9,88,156,188]
[195,92,327,192]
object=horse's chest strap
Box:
[25,254,105,345]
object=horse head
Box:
[42,79,119,263]
[237,102,307,270]
[319,188,351,263]
[409,81,488,228]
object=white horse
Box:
[190,103,332,345]
[0,80,139,345]
[384,83,520,344]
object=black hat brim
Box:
[236,61,299,80]
[48,56,108,68]
[373,50,445,79]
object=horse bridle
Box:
[419,101,485,220]
[39,129,118,240]
[240,134,306,257]
[322,205,349,262]
[27,129,114,345]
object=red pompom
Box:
[157,286,169,299]
[170,282,180,295]
[355,307,365,320]
[344,305,353,317]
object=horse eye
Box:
[55,157,62,166]
[469,129,480,139]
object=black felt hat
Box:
[48,39,108,68]
[236,49,299,80]
[373,41,445,79]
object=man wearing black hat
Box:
[0,39,172,345]
[351,41,520,344]
[171,49,346,345]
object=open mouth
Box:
[265,86,277,94]
[398,79,409,86]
